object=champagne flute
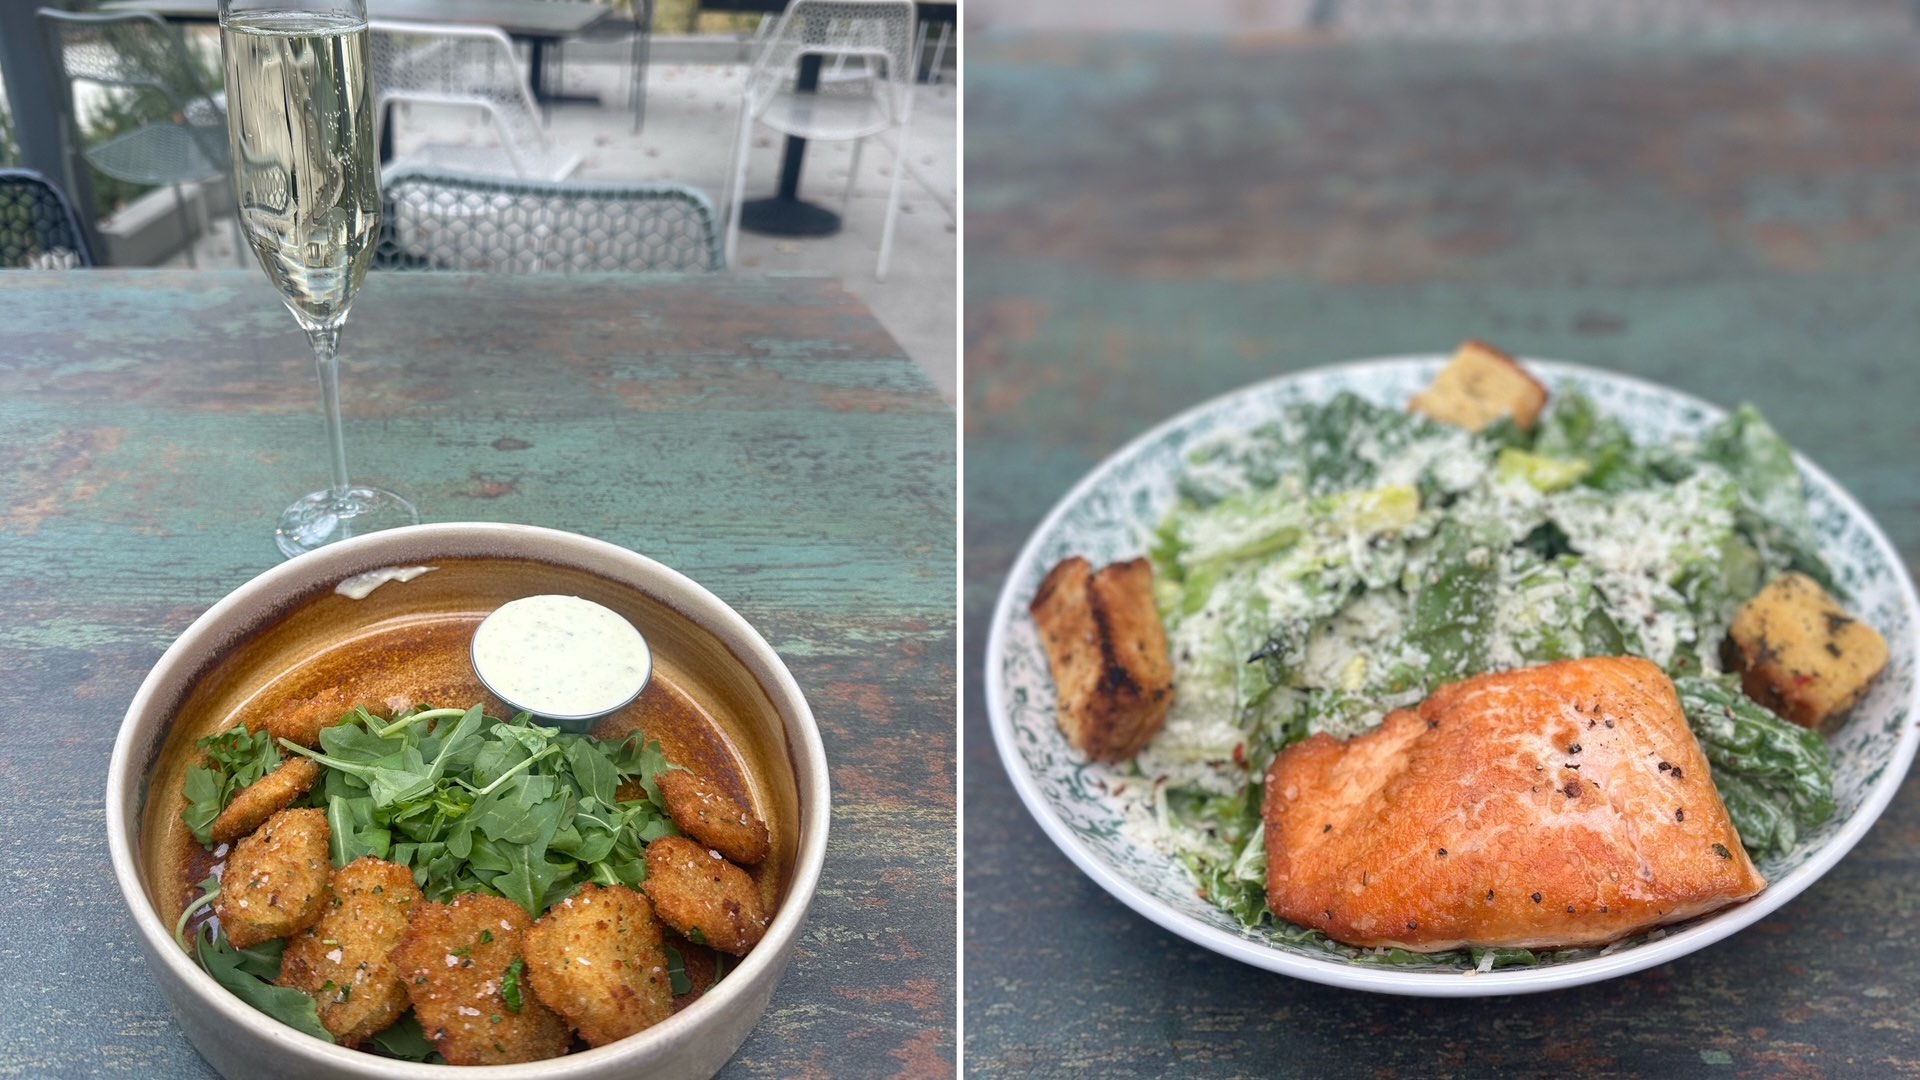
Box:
[220,0,417,558]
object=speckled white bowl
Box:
[986,357,1920,996]
[108,523,830,1077]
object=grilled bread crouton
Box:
[1028,556,1174,763]
[1728,572,1888,731]
[1409,341,1549,433]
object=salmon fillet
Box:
[1263,657,1765,951]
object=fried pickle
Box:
[523,884,673,1047]
[210,758,322,846]
[656,771,770,867]
[641,836,768,956]
[277,857,423,1047]
[393,893,571,1065]
[215,807,331,949]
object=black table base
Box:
[739,196,841,237]
[738,55,843,239]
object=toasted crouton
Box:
[1728,572,1888,731]
[1409,341,1549,433]
[1028,556,1174,763]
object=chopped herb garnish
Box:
[501,957,526,1012]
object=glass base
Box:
[275,486,419,558]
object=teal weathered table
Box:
[0,270,955,1077]
[966,34,1920,1078]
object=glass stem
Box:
[307,326,352,504]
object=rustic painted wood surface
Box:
[0,270,955,1078]
[966,34,1920,1080]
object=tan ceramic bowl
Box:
[106,523,830,1079]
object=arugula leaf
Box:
[183,727,283,847]
[327,794,391,865]
[367,1012,438,1062]
[663,944,693,995]
[273,705,681,917]
[195,926,332,1043]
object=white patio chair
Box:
[723,0,917,280]
[369,20,581,182]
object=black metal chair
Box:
[374,166,724,273]
[0,169,95,268]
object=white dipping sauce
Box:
[471,594,653,719]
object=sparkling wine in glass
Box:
[220,0,417,557]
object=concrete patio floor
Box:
[164,52,958,400]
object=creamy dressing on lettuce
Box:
[1114,388,1838,958]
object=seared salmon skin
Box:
[1263,657,1766,951]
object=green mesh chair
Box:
[38,9,237,267]
[374,167,724,273]
[0,169,95,269]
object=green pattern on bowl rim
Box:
[985,357,1920,996]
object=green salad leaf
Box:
[663,944,694,995]
[1406,520,1499,682]
[183,726,284,847]
[1166,783,1267,928]
[1144,387,1846,952]
[367,1012,438,1062]
[1675,674,1836,857]
[284,704,680,914]
[194,926,332,1042]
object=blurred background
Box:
[966,1,1920,1076]
[0,0,956,397]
